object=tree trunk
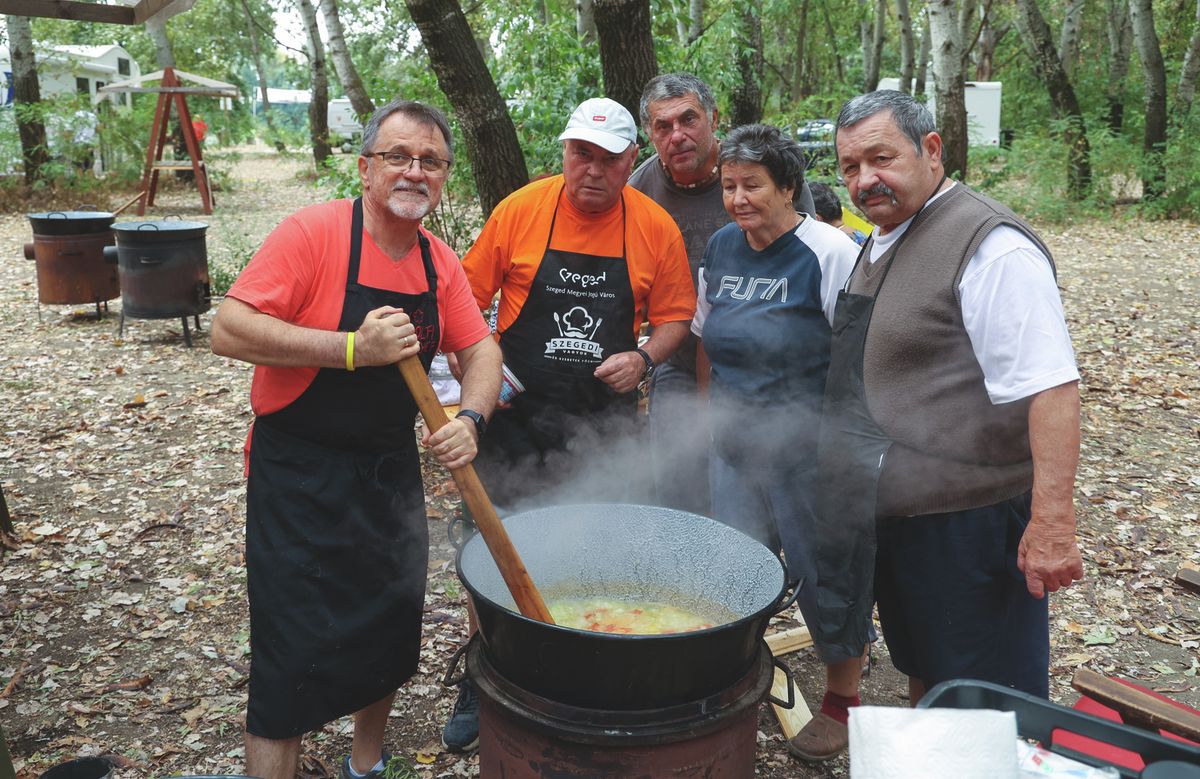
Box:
[916,19,931,95]
[239,0,279,139]
[927,0,967,180]
[675,0,688,43]
[593,0,658,123]
[1013,0,1091,199]
[822,1,846,82]
[730,0,763,125]
[1105,0,1132,132]
[958,0,979,71]
[687,0,703,43]
[1129,0,1167,199]
[296,0,333,167]
[1177,0,1200,117]
[576,0,597,45]
[320,0,375,118]
[897,0,916,93]
[864,0,886,92]
[974,19,1008,81]
[404,0,529,216]
[6,15,49,186]
[791,0,811,102]
[145,14,176,68]
[1057,0,1085,77]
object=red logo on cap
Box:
[592,115,607,122]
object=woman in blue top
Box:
[691,123,864,762]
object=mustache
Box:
[858,183,898,206]
[393,183,429,196]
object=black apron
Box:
[245,198,439,739]
[477,190,638,507]
[810,179,945,663]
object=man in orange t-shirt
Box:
[211,100,501,779]
[461,97,694,511]
[441,97,694,754]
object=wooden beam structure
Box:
[137,67,213,215]
[0,0,195,25]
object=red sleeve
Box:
[226,202,335,323]
[424,231,492,353]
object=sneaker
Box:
[787,712,848,762]
[441,679,479,752]
[339,751,392,779]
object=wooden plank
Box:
[0,0,134,24]
[102,86,237,97]
[1175,566,1200,598]
[770,665,812,740]
[1072,668,1200,743]
[766,625,814,740]
[132,0,184,23]
[766,626,813,657]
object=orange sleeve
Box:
[624,191,696,329]
[461,209,507,312]
[461,177,561,333]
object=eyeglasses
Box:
[363,149,452,175]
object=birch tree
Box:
[687,0,703,43]
[297,0,332,167]
[1058,0,1086,77]
[6,14,48,185]
[916,20,931,95]
[927,0,969,179]
[896,0,916,93]
[1013,0,1091,199]
[145,15,176,68]
[864,0,887,92]
[1104,0,1132,132]
[1177,0,1200,118]
[239,0,279,141]
[1129,0,1167,199]
[576,0,597,45]
[320,0,374,118]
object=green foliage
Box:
[381,755,420,779]
[208,229,259,297]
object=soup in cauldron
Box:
[549,597,734,635]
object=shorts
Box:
[874,491,1050,697]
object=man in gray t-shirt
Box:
[629,73,815,517]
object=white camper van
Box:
[328,98,363,147]
[877,78,1002,147]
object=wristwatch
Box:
[635,347,655,378]
[456,408,487,437]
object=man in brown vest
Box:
[805,90,1083,752]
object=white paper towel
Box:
[849,706,1019,779]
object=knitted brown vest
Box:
[849,183,1055,517]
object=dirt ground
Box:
[1,148,1197,779]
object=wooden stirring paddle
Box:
[397,357,555,624]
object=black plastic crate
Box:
[918,679,1200,778]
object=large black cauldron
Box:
[108,219,210,346]
[456,504,794,710]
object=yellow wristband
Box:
[345,331,356,372]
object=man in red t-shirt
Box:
[211,100,500,779]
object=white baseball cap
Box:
[558,97,637,154]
